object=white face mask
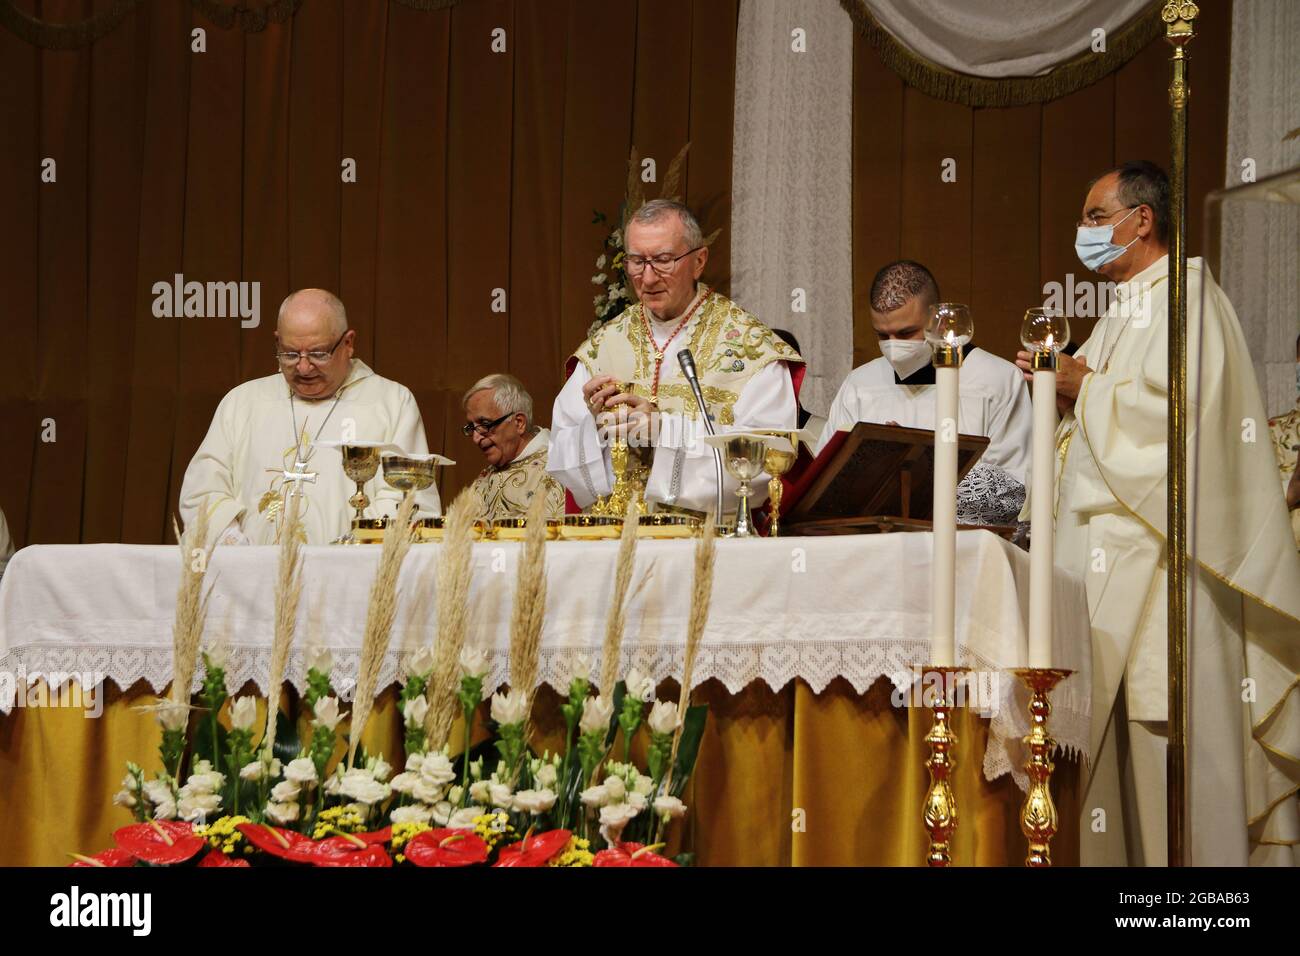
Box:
[879,337,932,380]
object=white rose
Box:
[402,695,429,729]
[430,801,454,826]
[142,779,173,807]
[270,780,300,803]
[155,701,189,731]
[313,696,344,731]
[204,640,229,671]
[602,774,626,803]
[229,695,258,731]
[112,790,137,809]
[412,777,447,806]
[390,804,433,826]
[183,769,224,796]
[579,785,608,809]
[239,760,264,782]
[405,752,425,773]
[265,801,299,825]
[177,792,221,823]
[489,688,529,727]
[488,783,514,809]
[653,794,687,821]
[535,763,558,790]
[632,773,654,797]
[570,653,592,681]
[285,757,318,788]
[405,645,436,678]
[624,667,655,703]
[305,645,334,675]
[647,699,678,735]
[419,752,456,788]
[627,791,647,811]
[469,780,492,805]
[390,772,418,796]
[598,802,641,844]
[151,797,177,821]
[512,788,557,815]
[369,756,392,783]
[446,807,483,830]
[579,694,615,736]
[340,771,391,806]
[459,645,491,679]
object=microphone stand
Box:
[677,349,727,526]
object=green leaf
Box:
[272,707,301,766]
[192,715,228,774]
[672,851,696,867]
[669,704,708,798]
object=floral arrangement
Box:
[76,491,715,870]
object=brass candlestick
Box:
[916,664,969,867]
[1011,667,1073,867]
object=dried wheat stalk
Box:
[424,487,480,748]
[169,503,215,706]
[665,514,717,788]
[508,492,549,727]
[346,491,418,766]
[598,496,642,694]
[263,492,305,750]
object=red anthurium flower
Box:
[313,845,392,867]
[404,829,490,868]
[235,823,318,863]
[68,848,136,868]
[592,842,678,867]
[112,820,206,866]
[493,829,571,868]
[357,826,392,845]
[198,850,250,867]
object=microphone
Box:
[677,349,726,525]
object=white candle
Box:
[1028,365,1057,668]
[931,363,959,667]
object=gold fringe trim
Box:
[839,0,1165,107]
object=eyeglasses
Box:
[623,246,703,277]
[461,412,515,437]
[1076,206,1136,229]
[276,331,349,367]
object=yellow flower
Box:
[547,835,594,867]
[390,821,431,851]
[472,811,516,850]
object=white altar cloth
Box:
[0,531,1091,787]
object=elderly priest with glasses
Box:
[548,199,804,515]
[179,288,441,545]
[463,373,565,521]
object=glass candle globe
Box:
[1020,307,1070,354]
[925,303,973,364]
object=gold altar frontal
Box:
[0,675,1079,867]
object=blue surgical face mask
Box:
[1075,206,1139,271]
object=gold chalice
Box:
[342,444,381,523]
[381,453,439,496]
[754,430,799,537]
[593,380,648,517]
[721,435,767,538]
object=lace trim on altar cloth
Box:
[0,637,1088,792]
[957,462,1026,528]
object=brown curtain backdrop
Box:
[850,0,1232,370]
[0,0,738,546]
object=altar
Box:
[0,530,1090,867]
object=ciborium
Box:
[381,452,448,497]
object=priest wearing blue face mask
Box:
[817,259,1033,526]
[1017,160,1300,867]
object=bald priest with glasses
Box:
[179,288,442,545]
[549,199,804,515]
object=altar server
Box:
[549,200,803,515]
[816,260,1032,525]
[179,289,441,545]
[1016,160,1300,866]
